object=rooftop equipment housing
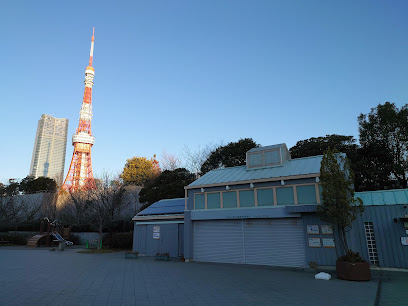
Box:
[246,143,291,169]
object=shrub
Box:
[103,232,133,249]
[69,234,81,245]
[0,233,29,245]
[337,250,366,263]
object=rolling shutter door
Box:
[194,220,244,264]
[244,218,307,267]
[193,218,307,267]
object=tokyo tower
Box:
[62,28,96,192]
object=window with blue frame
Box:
[223,191,237,208]
[297,185,317,204]
[257,188,274,206]
[194,194,205,209]
[239,190,255,207]
[207,192,221,209]
[276,186,295,205]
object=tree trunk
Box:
[337,225,348,255]
[98,217,103,250]
[341,227,349,253]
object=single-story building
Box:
[132,198,184,257]
[183,143,408,268]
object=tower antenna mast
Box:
[62,28,96,192]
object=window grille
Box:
[364,222,378,265]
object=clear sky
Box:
[1,1,407,183]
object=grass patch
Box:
[77,248,121,254]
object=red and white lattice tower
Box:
[62,28,96,192]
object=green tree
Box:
[19,176,57,194]
[358,102,408,190]
[139,168,195,209]
[120,156,161,186]
[4,182,19,196]
[200,138,259,174]
[318,148,364,255]
[289,135,358,159]
[288,135,368,191]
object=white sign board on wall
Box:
[401,237,408,246]
[307,225,319,234]
[308,238,321,247]
[322,238,335,248]
[321,225,333,235]
[153,226,160,239]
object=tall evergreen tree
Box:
[318,148,364,255]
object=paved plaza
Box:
[0,247,405,305]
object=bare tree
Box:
[40,193,58,221]
[59,190,93,229]
[181,142,221,177]
[59,172,134,249]
[90,172,130,249]
[0,195,23,230]
[19,193,46,224]
[160,151,181,171]
[123,185,143,216]
[0,193,49,229]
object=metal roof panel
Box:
[188,155,323,187]
[355,189,408,206]
[137,198,185,216]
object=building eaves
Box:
[187,155,323,189]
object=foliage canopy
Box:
[290,134,358,159]
[358,102,408,190]
[19,176,57,194]
[200,138,259,174]
[139,168,195,209]
[120,156,161,186]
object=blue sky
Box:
[1,1,408,183]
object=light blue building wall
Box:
[302,203,408,268]
[133,222,184,257]
[132,198,184,258]
[182,144,408,268]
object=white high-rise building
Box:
[29,114,69,185]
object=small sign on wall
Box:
[321,225,333,235]
[307,225,319,234]
[153,226,160,239]
[401,237,408,246]
[322,238,335,248]
[308,238,321,247]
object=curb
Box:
[374,278,382,306]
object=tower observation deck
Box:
[62,28,96,192]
